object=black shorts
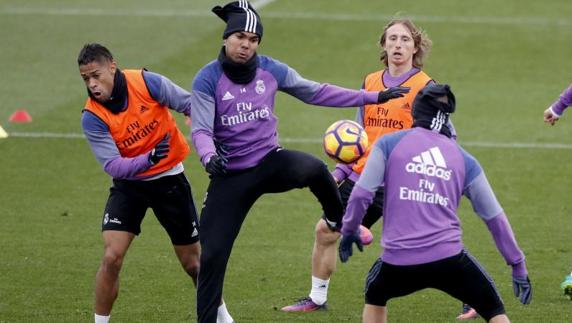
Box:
[364,250,505,321]
[339,179,384,229]
[102,172,199,245]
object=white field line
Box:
[6,131,572,150]
[0,6,570,27]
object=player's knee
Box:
[294,158,328,185]
[182,257,200,279]
[309,160,329,179]
[175,243,201,279]
[315,219,340,245]
[101,250,125,274]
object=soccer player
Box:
[339,84,532,323]
[78,43,233,323]
[283,18,459,314]
[190,2,408,322]
[543,82,572,298]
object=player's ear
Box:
[109,60,117,73]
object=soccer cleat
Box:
[560,275,572,300]
[281,297,327,312]
[456,304,479,320]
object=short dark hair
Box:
[77,43,114,66]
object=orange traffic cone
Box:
[9,109,32,123]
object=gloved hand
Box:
[513,276,532,305]
[338,230,363,263]
[148,134,170,165]
[205,154,227,176]
[377,86,410,103]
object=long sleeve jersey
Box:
[81,71,192,179]
[342,127,525,271]
[551,83,572,116]
[190,55,380,170]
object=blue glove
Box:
[338,230,363,263]
[149,134,170,165]
[512,276,532,305]
[205,155,227,176]
[377,86,410,103]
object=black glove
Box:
[205,155,227,176]
[513,276,532,305]
[149,134,170,165]
[377,86,410,103]
[338,230,363,263]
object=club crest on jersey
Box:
[255,79,266,94]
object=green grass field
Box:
[1,0,572,322]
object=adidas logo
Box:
[140,105,149,113]
[405,146,452,180]
[222,91,235,101]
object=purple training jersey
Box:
[191,55,379,170]
[343,127,525,269]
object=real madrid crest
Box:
[255,79,266,94]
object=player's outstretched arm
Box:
[464,170,532,305]
[545,83,572,125]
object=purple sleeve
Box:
[355,106,365,126]
[307,84,379,107]
[81,111,152,179]
[103,154,152,179]
[143,71,192,116]
[192,130,216,166]
[280,66,378,107]
[342,144,386,235]
[354,144,387,193]
[190,89,217,166]
[331,163,353,182]
[485,213,527,275]
[464,172,503,221]
[341,184,375,236]
[551,83,572,116]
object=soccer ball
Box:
[323,120,368,164]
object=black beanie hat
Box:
[412,83,456,136]
[212,1,263,40]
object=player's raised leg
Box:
[94,231,135,323]
[255,149,340,312]
[282,219,338,312]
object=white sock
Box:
[217,301,234,323]
[94,314,110,323]
[309,276,329,305]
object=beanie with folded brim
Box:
[412,83,456,137]
[212,0,263,41]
